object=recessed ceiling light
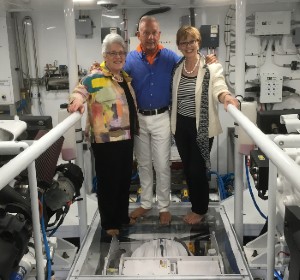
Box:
[102,14,120,18]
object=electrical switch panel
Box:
[260,73,283,103]
[200,25,219,48]
[254,11,291,35]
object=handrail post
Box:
[267,161,277,280]
[28,161,44,280]
[234,138,244,245]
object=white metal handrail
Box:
[0,112,81,279]
[227,104,300,280]
[228,104,300,190]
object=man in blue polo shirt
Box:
[125,16,216,225]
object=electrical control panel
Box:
[200,25,219,48]
[250,149,269,200]
[75,17,93,37]
[254,11,291,35]
[260,73,283,103]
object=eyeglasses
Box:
[179,40,198,47]
[106,51,127,57]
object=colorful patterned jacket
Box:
[70,61,138,143]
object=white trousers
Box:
[134,111,171,212]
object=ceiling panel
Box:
[0,0,299,12]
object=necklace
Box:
[105,64,124,82]
[112,73,123,83]
[183,56,200,74]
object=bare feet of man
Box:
[159,211,171,225]
[183,212,205,224]
[106,229,119,236]
[130,207,151,221]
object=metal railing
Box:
[0,112,81,279]
[228,104,300,280]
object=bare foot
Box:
[159,211,171,225]
[183,212,205,224]
[130,207,151,219]
[106,229,119,236]
[129,217,136,225]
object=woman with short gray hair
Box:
[68,33,138,237]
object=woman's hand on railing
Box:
[223,94,240,112]
[68,98,85,114]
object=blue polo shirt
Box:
[124,48,180,110]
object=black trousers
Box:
[174,114,213,215]
[92,139,133,230]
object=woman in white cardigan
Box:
[171,26,239,224]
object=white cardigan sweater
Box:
[171,57,229,138]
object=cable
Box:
[210,171,226,200]
[40,195,52,280]
[244,156,267,220]
[274,269,283,280]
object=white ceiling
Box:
[0,0,299,12]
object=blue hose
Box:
[210,171,226,200]
[274,270,283,280]
[244,156,267,220]
[40,196,52,280]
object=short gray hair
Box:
[138,16,159,32]
[102,33,126,55]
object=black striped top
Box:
[177,74,197,118]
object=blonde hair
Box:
[176,25,201,46]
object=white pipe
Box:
[233,0,246,245]
[267,161,277,280]
[235,0,246,97]
[0,141,44,279]
[27,161,44,280]
[0,142,29,155]
[0,113,81,278]
[64,0,88,243]
[0,112,81,191]
[234,136,244,245]
[228,104,300,279]
[75,120,88,243]
[228,105,300,192]
[274,134,300,148]
[64,0,78,91]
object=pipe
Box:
[267,161,277,280]
[75,120,88,243]
[63,0,78,91]
[0,141,44,279]
[64,0,87,243]
[234,135,244,245]
[189,7,195,27]
[0,141,29,155]
[22,16,43,115]
[228,104,300,191]
[228,104,300,279]
[233,0,246,247]
[122,9,128,50]
[273,134,300,148]
[12,13,24,89]
[27,161,44,280]
[235,0,246,97]
[0,112,81,191]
